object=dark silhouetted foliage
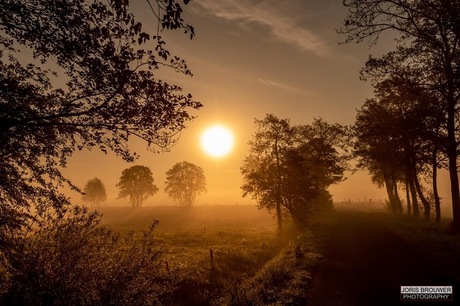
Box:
[241,114,350,231]
[165,161,207,208]
[117,165,159,207]
[0,0,200,238]
[340,0,460,229]
[0,206,171,305]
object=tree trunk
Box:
[445,64,460,232]
[432,149,441,224]
[274,140,283,234]
[391,170,403,213]
[414,173,431,221]
[276,202,282,234]
[383,173,396,211]
[405,175,412,215]
[383,170,402,213]
[447,115,460,230]
[408,168,419,217]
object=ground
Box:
[307,211,460,306]
[95,206,460,305]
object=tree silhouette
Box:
[82,178,107,207]
[355,46,448,222]
[241,114,295,233]
[117,166,158,207]
[354,98,406,214]
[340,0,460,229]
[0,0,199,233]
[241,114,349,231]
[165,161,206,208]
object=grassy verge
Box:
[97,206,335,305]
[368,212,460,282]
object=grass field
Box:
[96,205,275,234]
[94,205,460,305]
[95,205,327,305]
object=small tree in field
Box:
[165,161,206,208]
[116,166,158,207]
[82,178,107,207]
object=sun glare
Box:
[201,125,234,158]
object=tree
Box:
[293,118,351,218]
[354,98,407,214]
[353,70,445,220]
[82,178,107,207]
[164,161,206,208]
[241,114,349,231]
[116,165,158,207]
[0,0,200,234]
[340,0,460,229]
[241,114,296,233]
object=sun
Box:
[201,125,234,158]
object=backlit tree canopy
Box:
[241,114,350,232]
[0,0,199,231]
[340,0,460,230]
[117,165,159,207]
[165,161,206,208]
[82,178,107,207]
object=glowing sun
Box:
[201,125,234,158]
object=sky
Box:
[64,0,452,207]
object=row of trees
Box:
[340,0,460,229]
[240,114,351,232]
[82,162,206,208]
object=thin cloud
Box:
[193,0,329,56]
[258,77,301,93]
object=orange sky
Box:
[63,1,453,208]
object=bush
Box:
[0,206,172,305]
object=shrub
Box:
[0,206,171,305]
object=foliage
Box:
[0,206,172,305]
[82,177,107,207]
[241,114,296,233]
[241,114,350,231]
[0,0,200,236]
[165,161,207,208]
[340,0,460,228]
[353,72,443,217]
[117,165,159,207]
[76,205,331,305]
[208,229,325,306]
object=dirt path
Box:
[306,212,459,305]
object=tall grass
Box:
[1,205,332,305]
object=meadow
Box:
[96,205,327,305]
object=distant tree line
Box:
[341,0,460,229]
[82,162,207,208]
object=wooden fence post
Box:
[210,248,214,270]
